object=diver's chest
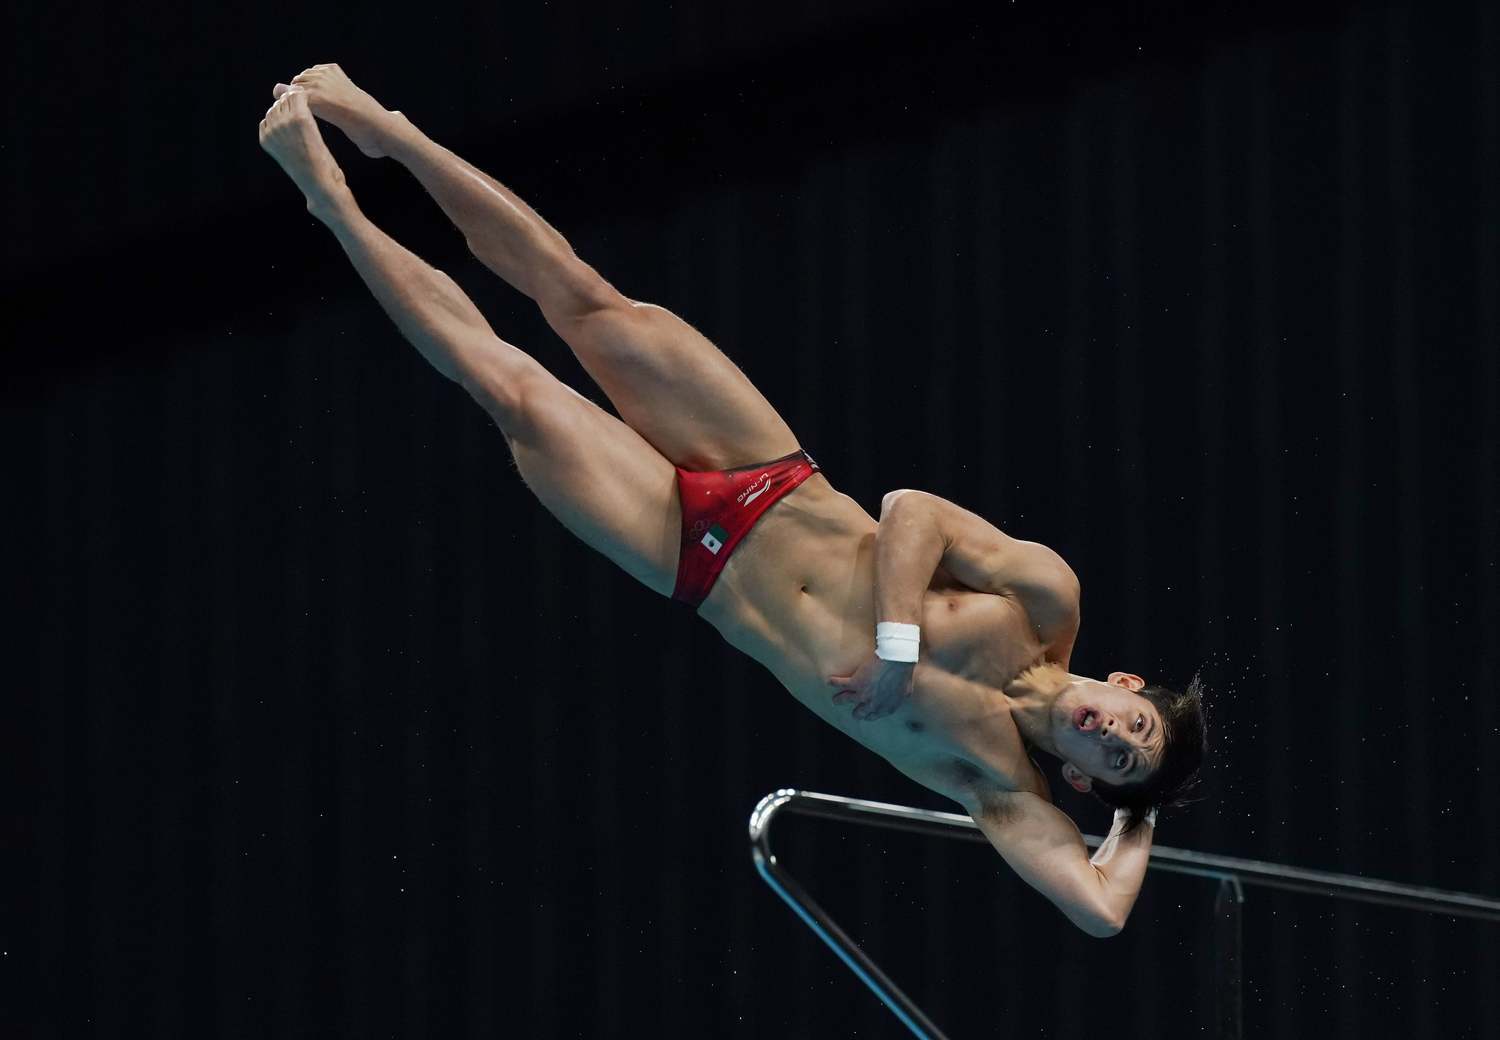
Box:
[919,591,1046,685]
[873,683,1045,803]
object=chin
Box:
[1054,682,1081,718]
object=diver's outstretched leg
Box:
[280,65,803,472]
[259,85,682,596]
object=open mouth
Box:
[1073,706,1100,733]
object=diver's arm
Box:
[834,490,1064,720]
[825,491,942,720]
[1088,807,1155,928]
[967,790,1152,937]
[873,489,950,626]
[879,490,1079,638]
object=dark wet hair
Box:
[1090,674,1208,833]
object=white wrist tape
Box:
[875,621,921,663]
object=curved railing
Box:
[749,789,1500,1040]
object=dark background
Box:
[8,0,1498,1036]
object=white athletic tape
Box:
[874,621,920,663]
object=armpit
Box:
[962,757,1053,818]
[967,784,1028,824]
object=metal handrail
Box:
[749,788,1500,1040]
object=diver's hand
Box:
[1114,806,1159,831]
[828,655,915,721]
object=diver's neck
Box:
[1004,660,1075,758]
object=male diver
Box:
[258,65,1207,937]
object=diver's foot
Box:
[274,63,400,159]
[257,86,352,216]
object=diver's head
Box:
[1053,672,1208,831]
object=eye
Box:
[1133,713,1145,732]
[1113,752,1128,771]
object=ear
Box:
[1107,671,1145,692]
[1061,762,1092,793]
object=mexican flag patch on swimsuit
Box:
[701,523,728,554]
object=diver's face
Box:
[1054,673,1165,790]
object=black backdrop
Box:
[9,1,1499,1036]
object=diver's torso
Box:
[698,474,1058,807]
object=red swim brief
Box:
[672,447,822,609]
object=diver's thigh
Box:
[503,377,682,597]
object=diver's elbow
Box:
[1078,909,1125,939]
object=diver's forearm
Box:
[313,191,496,386]
[873,494,947,626]
[1089,814,1154,930]
[381,114,606,310]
